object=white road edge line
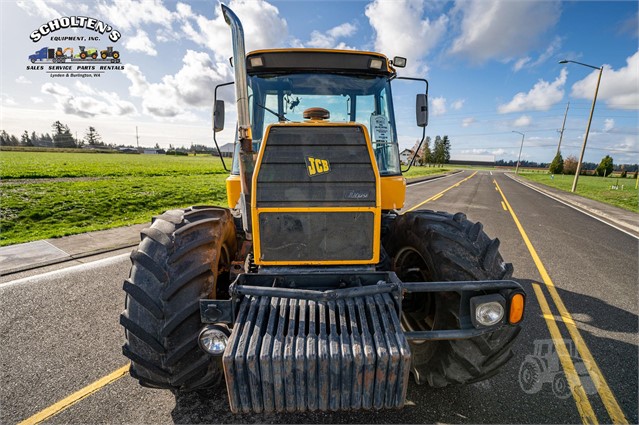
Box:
[0,253,130,289]
[506,173,639,240]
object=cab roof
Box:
[245,49,396,77]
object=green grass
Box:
[0,151,227,179]
[1,175,229,246]
[402,166,450,178]
[520,172,638,213]
[0,151,451,246]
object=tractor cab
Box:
[217,49,428,212]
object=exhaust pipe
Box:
[222,4,254,237]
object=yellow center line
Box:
[406,171,477,212]
[532,284,598,424]
[500,201,507,211]
[494,179,628,425]
[18,364,130,425]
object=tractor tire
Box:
[101,52,107,59]
[80,52,87,59]
[113,51,120,59]
[384,210,520,387]
[121,206,237,391]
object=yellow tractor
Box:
[121,5,526,413]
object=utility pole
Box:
[559,59,603,192]
[136,126,140,149]
[512,131,525,175]
[556,102,569,157]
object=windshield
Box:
[232,73,401,176]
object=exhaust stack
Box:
[221,4,254,237]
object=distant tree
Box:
[420,136,431,165]
[563,155,578,175]
[595,155,614,177]
[0,130,10,146]
[432,135,450,164]
[9,134,19,146]
[20,130,33,146]
[84,126,104,146]
[52,121,76,148]
[30,131,39,146]
[441,135,451,163]
[40,133,53,147]
[549,151,563,174]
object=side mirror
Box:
[416,94,428,127]
[213,100,225,132]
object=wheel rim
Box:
[394,246,435,344]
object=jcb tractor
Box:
[121,5,525,413]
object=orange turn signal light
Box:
[509,293,525,324]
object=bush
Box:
[549,152,564,174]
[563,155,578,175]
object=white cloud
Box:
[498,68,567,113]
[41,82,136,118]
[603,118,615,132]
[366,0,448,73]
[450,99,465,110]
[513,57,531,72]
[513,115,532,127]
[461,148,507,156]
[179,0,288,63]
[16,76,32,84]
[16,0,62,19]
[570,50,639,110]
[307,23,357,49]
[125,30,157,56]
[31,97,44,104]
[432,96,446,116]
[451,0,561,63]
[124,50,232,118]
[97,0,174,31]
[1,94,17,106]
[462,117,475,127]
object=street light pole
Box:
[558,59,604,192]
[512,131,525,175]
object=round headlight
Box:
[475,302,505,327]
[198,326,229,355]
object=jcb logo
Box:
[305,156,330,176]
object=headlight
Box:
[198,325,230,355]
[470,294,506,328]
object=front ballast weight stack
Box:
[199,272,525,413]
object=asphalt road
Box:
[1,170,637,424]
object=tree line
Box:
[548,151,638,178]
[410,135,451,166]
[0,121,217,154]
[0,121,111,149]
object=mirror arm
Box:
[213,81,235,172]
[395,76,429,174]
[401,125,426,174]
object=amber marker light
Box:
[509,293,525,324]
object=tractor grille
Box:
[223,293,411,413]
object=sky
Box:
[1,0,637,164]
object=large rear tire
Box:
[384,210,520,387]
[121,206,237,391]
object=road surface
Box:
[1,170,637,424]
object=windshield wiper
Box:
[256,103,289,122]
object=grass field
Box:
[0,151,448,246]
[520,172,638,213]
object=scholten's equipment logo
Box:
[26,16,124,79]
[305,156,331,177]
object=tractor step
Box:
[222,293,411,413]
